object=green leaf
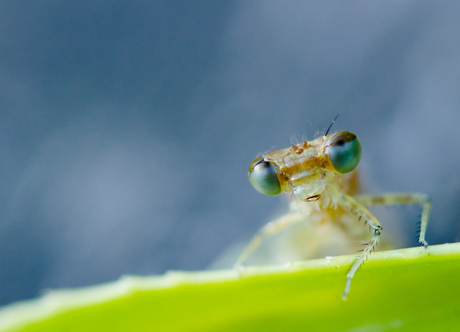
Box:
[1,243,460,331]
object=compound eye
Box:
[248,158,281,196]
[325,131,362,174]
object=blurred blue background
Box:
[1,1,460,305]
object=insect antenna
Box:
[324,113,340,136]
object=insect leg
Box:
[354,193,431,247]
[338,194,382,300]
[234,212,306,271]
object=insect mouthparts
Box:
[306,194,321,202]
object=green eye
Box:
[248,158,281,196]
[325,131,362,174]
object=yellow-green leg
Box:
[339,193,432,299]
[354,193,431,247]
[338,194,383,300]
[234,211,306,271]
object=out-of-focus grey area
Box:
[1,1,459,305]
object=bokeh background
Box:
[1,1,460,306]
